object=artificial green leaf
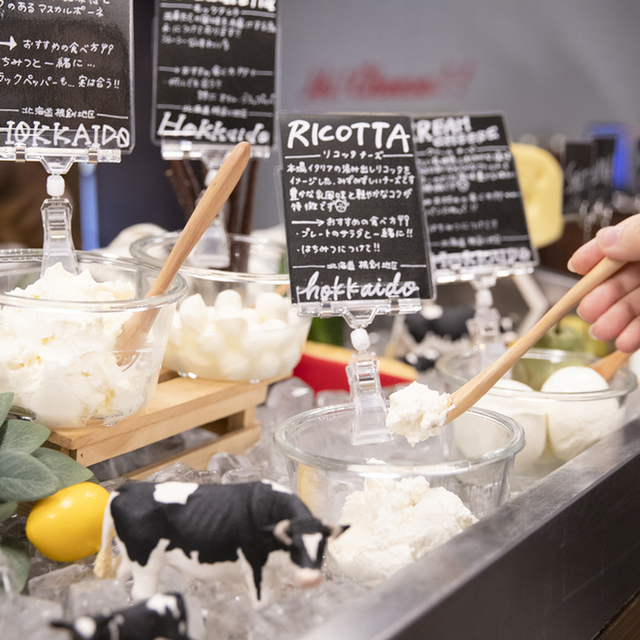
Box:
[0,536,31,592]
[0,393,14,427]
[0,501,17,523]
[0,420,50,453]
[0,450,61,502]
[31,448,93,489]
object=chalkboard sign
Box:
[0,0,133,157]
[590,137,615,204]
[562,141,593,215]
[279,112,433,313]
[152,0,277,156]
[413,113,534,281]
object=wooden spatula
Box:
[115,141,251,366]
[445,257,626,423]
[591,349,633,383]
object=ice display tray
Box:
[296,416,640,640]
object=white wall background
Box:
[251,0,640,229]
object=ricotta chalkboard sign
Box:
[413,113,534,280]
[0,0,133,156]
[152,0,277,155]
[279,112,433,313]
[562,141,593,215]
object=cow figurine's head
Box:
[272,517,348,588]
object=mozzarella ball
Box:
[542,366,622,462]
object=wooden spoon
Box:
[446,257,626,423]
[115,141,251,365]
[591,349,633,383]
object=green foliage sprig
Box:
[0,392,95,591]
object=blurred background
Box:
[2,0,639,267]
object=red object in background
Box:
[293,346,416,393]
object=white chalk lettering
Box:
[3,119,130,149]
[286,119,410,152]
[296,270,420,302]
[157,112,270,145]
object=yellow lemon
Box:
[26,482,110,562]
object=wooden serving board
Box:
[46,369,276,474]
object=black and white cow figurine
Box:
[94,480,347,602]
[50,592,190,640]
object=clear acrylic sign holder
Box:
[436,259,540,366]
[0,144,122,277]
[299,295,423,446]
[160,140,271,269]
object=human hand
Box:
[569,214,640,353]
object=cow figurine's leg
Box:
[128,538,171,601]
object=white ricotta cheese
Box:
[385,381,451,445]
[328,476,476,584]
[0,263,151,428]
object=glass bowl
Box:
[436,347,638,474]
[274,403,523,583]
[0,249,187,429]
[275,403,524,521]
[130,232,311,383]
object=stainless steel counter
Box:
[302,417,640,640]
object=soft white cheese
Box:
[541,366,622,461]
[328,476,476,583]
[165,291,309,382]
[385,381,451,445]
[0,263,150,428]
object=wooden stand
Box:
[46,369,275,479]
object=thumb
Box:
[595,216,640,262]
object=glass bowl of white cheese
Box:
[436,347,637,477]
[130,232,311,383]
[274,402,524,584]
[0,249,188,429]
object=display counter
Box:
[299,417,640,640]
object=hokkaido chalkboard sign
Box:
[413,113,534,279]
[279,113,433,310]
[152,0,277,152]
[562,141,593,215]
[0,0,133,154]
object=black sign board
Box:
[413,113,534,278]
[279,113,433,310]
[152,0,277,152]
[590,137,615,204]
[562,141,593,215]
[0,0,133,155]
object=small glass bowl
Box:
[274,403,524,523]
[436,347,638,473]
[0,249,187,429]
[131,232,311,383]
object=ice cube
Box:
[28,563,94,606]
[0,595,64,640]
[314,389,350,408]
[221,467,263,485]
[207,452,254,476]
[144,461,202,483]
[265,378,314,426]
[66,578,130,619]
